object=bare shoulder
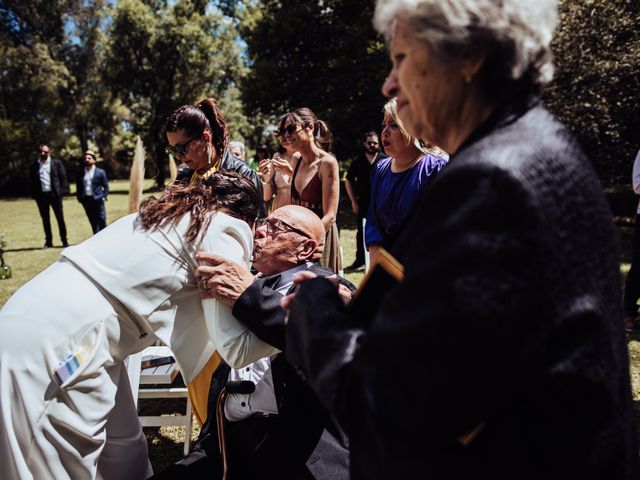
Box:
[319,152,339,171]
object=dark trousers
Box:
[35,192,67,245]
[81,197,106,234]
[354,214,366,264]
[623,214,640,316]
[152,416,313,480]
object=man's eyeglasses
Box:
[275,124,302,138]
[256,217,309,238]
[166,134,201,157]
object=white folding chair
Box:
[125,346,193,455]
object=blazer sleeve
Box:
[232,265,356,351]
[287,163,548,445]
[232,277,288,350]
[99,169,109,199]
[199,215,279,368]
[56,160,69,195]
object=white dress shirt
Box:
[224,262,314,421]
[39,157,52,192]
[83,165,95,196]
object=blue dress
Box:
[365,154,447,248]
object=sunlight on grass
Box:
[0,179,156,306]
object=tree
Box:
[0,0,128,192]
[541,0,639,187]
[106,0,249,188]
[0,0,75,193]
[240,0,388,163]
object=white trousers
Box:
[0,260,153,479]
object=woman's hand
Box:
[258,158,274,182]
[195,252,255,306]
[281,271,352,316]
[272,155,293,176]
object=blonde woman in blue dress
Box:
[0,173,276,479]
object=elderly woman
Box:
[284,1,639,479]
[0,173,277,479]
[366,98,447,260]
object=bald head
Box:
[273,205,325,252]
[252,205,326,276]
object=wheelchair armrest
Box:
[225,380,255,395]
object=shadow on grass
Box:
[4,246,69,252]
[146,426,187,474]
[139,372,201,473]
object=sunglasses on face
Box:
[256,217,309,238]
[275,124,302,138]
[165,134,201,157]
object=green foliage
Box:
[1,0,637,192]
[0,0,132,193]
[240,0,388,163]
[106,0,250,187]
[543,0,640,187]
[0,0,252,192]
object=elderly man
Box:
[153,205,351,480]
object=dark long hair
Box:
[165,98,229,160]
[278,107,333,152]
[137,172,259,242]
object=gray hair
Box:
[228,140,246,159]
[374,0,558,95]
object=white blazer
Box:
[62,211,278,382]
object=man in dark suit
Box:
[344,131,387,271]
[152,205,351,480]
[29,144,69,248]
[76,150,109,234]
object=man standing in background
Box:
[76,149,109,234]
[29,144,69,248]
[345,131,387,271]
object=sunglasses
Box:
[256,217,309,238]
[166,134,201,157]
[275,124,302,138]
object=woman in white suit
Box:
[0,172,276,480]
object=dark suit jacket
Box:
[76,167,109,202]
[157,263,352,479]
[29,158,69,197]
[176,149,266,218]
[286,94,640,480]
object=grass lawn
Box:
[0,181,638,471]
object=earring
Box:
[464,73,472,84]
[207,144,212,165]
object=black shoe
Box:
[62,240,69,248]
[345,261,365,272]
[43,241,53,249]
